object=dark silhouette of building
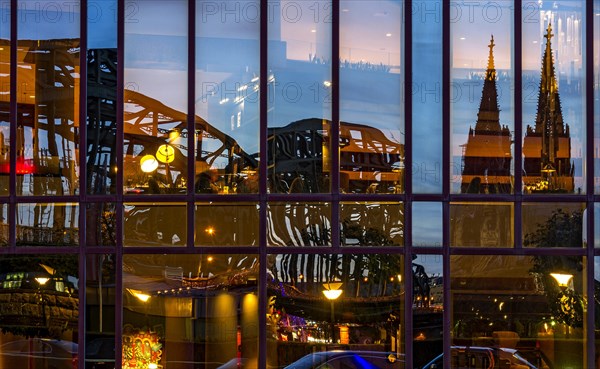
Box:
[460,35,512,194]
[523,24,574,193]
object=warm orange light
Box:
[205,227,215,235]
[156,144,175,164]
[323,282,343,300]
[323,289,343,300]
[140,155,159,173]
[207,256,214,262]
[35,277,50,285]
[550,273,573,288]
[127,288,151,302]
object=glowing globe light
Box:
[140,155,159,173]
[156,144,175,164]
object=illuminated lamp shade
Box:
[550,273,573,288]
[156,144,175,164]
[323,289,343,300]
[323,281,343,300]
[140,155,159,173]
[35,277,50,285]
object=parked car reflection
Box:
[284,350,404,369]
[0,338,78,369]
[420,346,553,369]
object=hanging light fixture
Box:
[140,155,159,173]
[156,145,175,164]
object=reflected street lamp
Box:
[550,273,573,290]
[323,282,343,343]
[127,288,151,302]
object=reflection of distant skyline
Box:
[452,1,583,75]
[451,1,585,193]
[9,0,588,197]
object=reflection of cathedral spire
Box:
[523,23,574,193]
[461,35,512,194]
[475,35,500,133]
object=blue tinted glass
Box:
[413,1,442,193]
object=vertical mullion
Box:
[114,0,124,368]
[186,0,196,250]
[330,0,340,251]
[585,0,595,367]
[78,1,88,367]
[587,207,595,368]
[514,0,523,249]
[79,1,88,202]
[258,0,268,368]
[441,1,450,368]
[8,0,16,250]
[403,0,413,366]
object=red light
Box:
[0,157,35,174]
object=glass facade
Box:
[0,1,598,369]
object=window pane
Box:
[413,254,443,368]
[267,253,404,367]
[450,202,513,247]
[123,254,259,369]
[195,203,259,246]
[340,1,404,194]
[0,255,79,366]
[522,1,585,194]
[413,1,442,194]
[522,203,585,248]
[451,255,586,369]
[452,2,514,194]
[0,1,8,196]
[195,1,260,195]
[0,203,6,246]
[87,0,118,195]
[124,0,188,194]
[412,202,442,247]
[267,0,332,194]
[123,203,186,247]
[86,254,116,369]
[16,203,79,246]
[340,202,404,246]
[86,203,116,247]
[17,1,80,196]
[267,202,331,247]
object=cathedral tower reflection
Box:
[461,25,575,194]
[523,24,574,193]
